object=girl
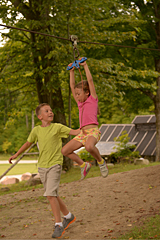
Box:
[61,58,108,180]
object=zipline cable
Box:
[0,23,160,52]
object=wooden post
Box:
[32,111,34,129]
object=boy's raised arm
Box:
[9,141,33,164]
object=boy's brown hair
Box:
[35,103,50,117]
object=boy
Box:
[9,103,80,238]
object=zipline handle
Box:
[67,57,87,70]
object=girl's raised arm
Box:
[80,60,97,99]
[69,65,78,104]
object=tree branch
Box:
[138,88,156,102]
[11,0,40,20]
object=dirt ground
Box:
[0,165,160,240]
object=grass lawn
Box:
[1,160,160,179]
[118,214,160,239]
[0,154,38,160]
[0,163,38,176]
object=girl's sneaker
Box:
[81,162,92,180]
[99,161,109,178]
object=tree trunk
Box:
[154,4,160,162]
[155,77,160,162]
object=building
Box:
[97,115,156,160]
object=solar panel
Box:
[122,125,133,134]
[136,131,155,153]
[142,134,156,156]
[132,115,150,124]
[100,125,108,135]
[108,125,124,141]
[149,115,156,123]
[99,115,156,157]
[132,131,146,144]
[128,126,136,141]
[100,125,115,141]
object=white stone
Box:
[134,158,149,165]
[21,172,32,181]
[1,177,19,185]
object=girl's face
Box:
[75,88,89,103]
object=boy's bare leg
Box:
[61,139,84,165]
[47,196,61,222]
[57,196,69,216]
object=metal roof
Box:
[99,115,156,156]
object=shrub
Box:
[77,149,95,162]
[109,131,140,163]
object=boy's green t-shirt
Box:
[27,123,71,168]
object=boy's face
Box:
[38,105,54,122]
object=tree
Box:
[83,0,160,161]
[109,0,160,161]
[1,0,160,163]
[1,0,125,168]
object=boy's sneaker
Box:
[81,162,92,180]
[52,225,65,238]
[62,213,76,230]
[99,161,109,178]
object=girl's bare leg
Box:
[61,139,84,166]
[85,136,108,178]
[85,136,102,163]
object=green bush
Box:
[0,123,29,154]
[109,131,140,163]
[77,149,95,162]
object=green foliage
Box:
[77,149,95,162]
[109,131,140,163]
[0,0,160,161]
[0,0,157,130]
[0,117,32,154]
[2,140,11,153]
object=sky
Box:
[0,20,9,47]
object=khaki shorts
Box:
[74,128,101,146]
[38,164,62,197]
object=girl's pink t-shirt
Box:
[78,95,98,129]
